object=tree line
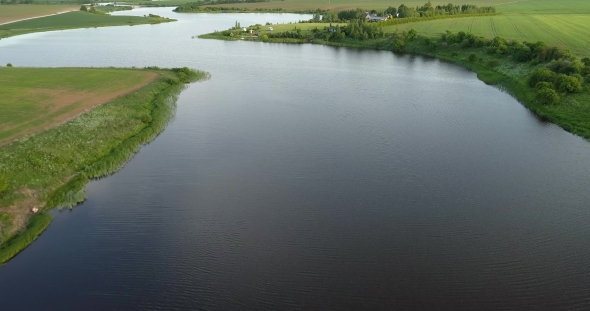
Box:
[319,2,495,22]
[442,30,590,105]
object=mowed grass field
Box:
[0,68,157,146]
[0,5,78,24]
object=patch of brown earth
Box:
[0,188,42,243]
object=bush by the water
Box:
[0,174,7,195]
[535,88,560,105]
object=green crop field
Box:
[380,0,590,56]
[0,5,78,24]
[383,14,590,56]
[0,67,158,146]
[0,11,174,39]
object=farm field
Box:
[0,67,157,146]
[382,14,590,56]
[0,11,174,39]
[0,4,78,25]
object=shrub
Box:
[555,74,583,93]
[6,63,12,67]
[581,57,590,67]
[535,88,560,105]
[140,114,152,123]
[261,34,269,42]
[407,29,418,41]
[468,53,477,62]
[529,68,556,87]
[585,74,590,84]
[535,81,553,90]
[0,174,7,195]
[80,5,87,11]
[486,59,500,67]
[393,39,405,52]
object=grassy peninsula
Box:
[0,10,174,40]
[0,67,209,265]
[201,2,590,141]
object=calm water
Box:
[2,8,590,310]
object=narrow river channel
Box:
[1,8,590,310]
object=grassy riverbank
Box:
[0,11,174,40]
[0,67,209,265]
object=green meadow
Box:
[0,67,209,265]
[0,11,174,39]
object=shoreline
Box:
[199,31,590,141]
[0,67,210,265]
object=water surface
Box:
[1,8,590,310]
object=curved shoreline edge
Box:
[0,68,210,265]
[200,32,590,141]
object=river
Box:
[1,7,590,310]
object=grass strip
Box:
[0,213,52,265]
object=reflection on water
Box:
[1,8,590,311]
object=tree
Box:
[80,5,87,11]
[529,68,556,87]
[393,39,405,52]
[407,29,418,40]
[555,73,583,93]
[535,81,553,90]
[535,88,560,105]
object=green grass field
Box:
[0,67,157,146]
[0,11,174,39]
[0,4,78,24]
